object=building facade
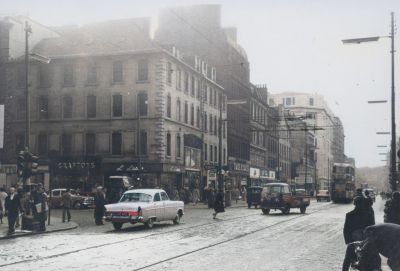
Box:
[0,17,227,191]
[269,92,345,190]
[155,5,252,190]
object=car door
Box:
[153,192,165,221]
[160,191,173,219]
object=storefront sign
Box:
[116,164,144,172]
[249,167,260,179]
[269,171,276,180]
[260,170,269,179]
[229,161,250,173]
[52,156,102,174]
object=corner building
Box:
[0,18,227,191]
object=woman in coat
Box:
[213,190,225,219]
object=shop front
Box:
[228,159,250,189]
[50,156,102,192]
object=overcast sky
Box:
[2,0,400,168]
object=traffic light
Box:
[16,150,39,180]
[30,154,39,174]
[17,151,26,178]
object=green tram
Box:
[331,163,355,203]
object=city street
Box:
[0,198,389,271]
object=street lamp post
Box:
[342,12,397,191]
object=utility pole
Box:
[137,97,142,184]
[200,80,205,192]
[218,93,223,191]
[390,12,397,191]
[24,21,32,150]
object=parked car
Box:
[246,186,263,208]
[363,188,376,202]
[50,189,94,209]
[260,183,310,214]
[105,189,184,230]
[316,190,331,202]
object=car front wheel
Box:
[73,201,82,209]
[145,218,155,229]
[173,214,181,225]
[113,222,123,230]
[262,208,270,215]
[300,206,307,214]
[282,205,290,214]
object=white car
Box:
[105,189,184,230]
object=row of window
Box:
[21,59,150,89]
[165,95,226,137]
[16,131,147,156]
[282,97,314,107]
[204,143,226,164]
[14,93,149,120]
[167,61,225,110]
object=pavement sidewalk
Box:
[0,217,78,240]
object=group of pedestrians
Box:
[342,189,400,271]
[0,185,48,235]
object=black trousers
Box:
[94,208,104,225]
[342,243,356,271]
[7,212,18,234]
[62,207,71,222]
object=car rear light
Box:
[128,211,139,216]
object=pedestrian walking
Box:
[62,189,72,222]
[384,191,400,225]
[192,187,200,206]
[33,186,48,232]
[4,187,23,235]
[361,223,400,270]
[0,196,3,224]
[20,192,33,231]
[208,186,215,209]
[212,189,225,219]
[342,196,376,271]
[94,186,106,225]
[0,188,7,224]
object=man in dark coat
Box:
[384,191,400,225]
[342,196,376,271]
[94,186,106,225]
[361,223,400,270]
[212,189,225,219]
[4,187,23,235]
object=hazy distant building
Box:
[269,92,346,190]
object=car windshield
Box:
[265,185,283,194]
[119,192,152,203]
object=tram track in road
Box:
[132,203,339,271]
[0,203,335,269]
